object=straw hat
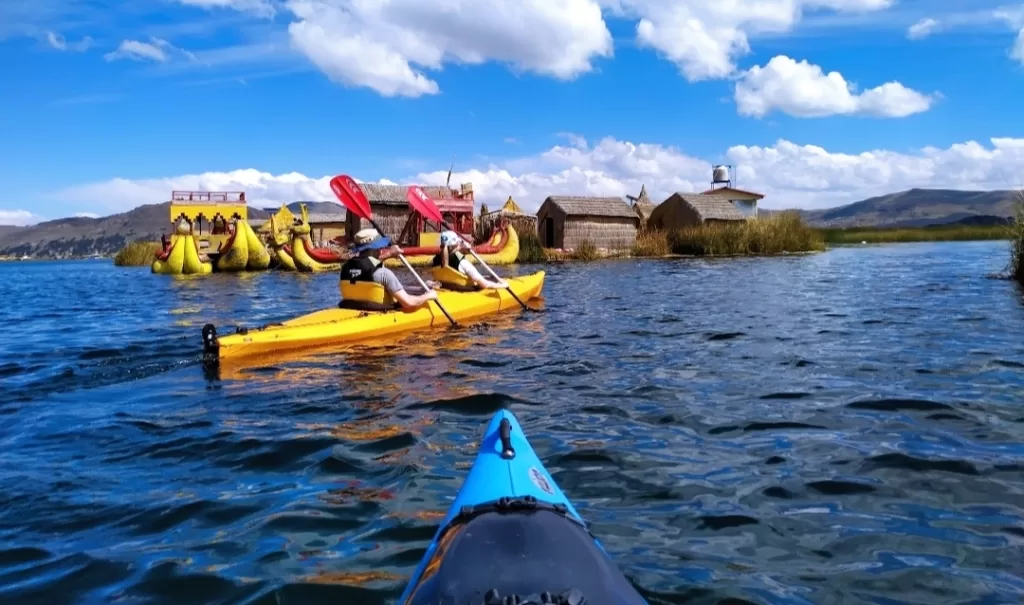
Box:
[352,228,391,253]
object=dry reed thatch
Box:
[1011,190,1024,284]
[114,240,163,266]
[562,216,636,252]
[538,196,638,251]
[632,230,670,257]
[648,192,747,231]
[345,183,464,240]
[627,185,656,230]
[667,210,824,255]
[346,205,410,240]
[477,196,537,242]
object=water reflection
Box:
[1,245,1023,605]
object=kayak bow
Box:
[398,409,649,605]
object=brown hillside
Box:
[0,202,270,259]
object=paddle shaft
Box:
[366,217,458,327]
[440,220,529,310]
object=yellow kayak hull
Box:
[204,271,545,361]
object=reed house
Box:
[307,211,348,246]
[345,183,461,241]
[647,193,747,231]
[535,195,639,251]
[627,185,656,231]
[700,186,764,218]
[478,196,537,242]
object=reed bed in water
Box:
[570,240,600,261]
[632,230,671,257]
[822,224,1012,244]
[515,230,546,263]
[113,241,163,266]
[664,211,825,256]
[1011,192,1024,284]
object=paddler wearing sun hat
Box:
[430,230,509,292]
[338,228,440,312]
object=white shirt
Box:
[458,258,485,283]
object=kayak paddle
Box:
[329,175,458,327]
[405,185,530,311]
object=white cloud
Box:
[734,55,936,118]
[623,0,894,81]
[1011,27,1024,63]
[284,0,613,97]
[104,38,196,63]
[0,210,43,226]
[46,30,92,51]
[153,0,956,116]
[48,135,1024,216]
[906,17,939,39]
[175,0,276,18]
[74,212,99,218]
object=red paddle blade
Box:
[330,175,371,220]
[406,185,444,224]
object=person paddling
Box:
[339,228,439,311]
[431,230,509,292]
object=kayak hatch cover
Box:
[397,409,650,605]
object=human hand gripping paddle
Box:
[329,175,458,327]
[405,185,531,312]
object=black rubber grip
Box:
[498,418,515,459]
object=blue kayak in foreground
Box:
[397,409,650,605]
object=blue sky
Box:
[2,0,1024,224]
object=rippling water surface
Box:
[2,241,1024,605]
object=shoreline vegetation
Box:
[821,223,1013,245]
[107,210,1021,267]
[1011,193,1024,285]
[537,211,825,262]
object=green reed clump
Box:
[571,239,600,261]
[114,241,163,266]
[1010,193,1024,284]
[515,230,546,263]
[632,230,670,257]
[822,224,1011,244]
[667,211,825,256]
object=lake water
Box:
[1,241,1023,605]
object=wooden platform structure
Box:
[167,190,249,252]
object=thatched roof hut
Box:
[344,183,463,240]
[626,184,656,230]
[478,195,537,241]
[648,193,747,231]
[535,195,639,251]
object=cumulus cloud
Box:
[907,17,939,39]
[734,55,936,118]
[170,0,907,103]
[285,0,613,97]
[0,210,43,226]
[104,38,196,63]
[624,0,894,81]
[48,136,1024,216]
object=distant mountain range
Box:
[1,189,1020,259]
[792,188,1020,228]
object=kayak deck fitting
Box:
[398,409,649,605]
[201,271,545,361]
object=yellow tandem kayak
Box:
[202,271,545,361]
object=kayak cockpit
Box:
[403,498,647,605]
